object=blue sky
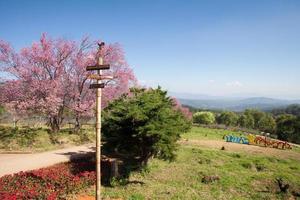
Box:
[1,0,300,99]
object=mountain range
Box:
[169,92,300,111]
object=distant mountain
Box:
[177,97,300,112]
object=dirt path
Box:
[180,139,300,161]
[0,144,95,177]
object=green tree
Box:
[238,114,255,129]
[102,87,192,169]
[216,111,238,127]
[257,114,276,133]
[276,114,297,142]
[285,104,300,117]
[193,111,215,125]
[244,109,266,129]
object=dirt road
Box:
[0,144,94,177]
[180,139,300,161]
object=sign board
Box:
[86,64,110,71]
[89,83,105,89]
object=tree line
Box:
[192,104,300,144]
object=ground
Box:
[0,144,94,177]
[95,126,300,200]
[1,126,300,199]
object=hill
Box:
[178,97,300,111]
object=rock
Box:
[202,175,220,184]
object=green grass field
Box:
[181,126,243,141]
[0,125,95,152]
[97,126,300,200]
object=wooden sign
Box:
[89,83,105,89]
[86,64,110,71]
[88,74,113,80]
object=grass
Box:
[182,126,300,153]
[98,144,300,200]
[82,126,300,200]
[0,125,95,152]
[181,126,246,141]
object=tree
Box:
[276,114,297,141]
[102,87,192,169]
[193,111,215,125]
[237,114,255,129]
[244,109,266,129]
[257,114,276,133]
[216,111,238,127]
[0,34,135,132]
[285,104,300,117]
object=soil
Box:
[180,139,300,161]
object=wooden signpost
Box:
[86,42,112,200]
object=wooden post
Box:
[96,56,103,200]
[86,42,112,200]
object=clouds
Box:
[226,81,243,87]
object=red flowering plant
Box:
[0,160,96,200]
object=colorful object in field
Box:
[224,134,292,150]
[224,135,249,144]
[254,136,292,149]
[247,134,256,145]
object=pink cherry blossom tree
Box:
[0,34,136,132]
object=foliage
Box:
[0,125,94,152]
[237,114,255,129]
[285,104,300,117]
[272,104,300,117]
[257,114,276,133]
[102,87,192,169]
[0,161,95,200]
[0,34,135,132]
[276,114,300,143]
[216,111,238,126]
[193,111,215,125]
[244,109,266,129]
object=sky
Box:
[0,0,300,99]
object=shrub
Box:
[0,161,96,199]
[102,87,192,169]
[193,111,215,125]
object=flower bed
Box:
[0,160,96,200]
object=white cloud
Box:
[226,81,243,87]
[208,79,215,83]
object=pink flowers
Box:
[0,161,96,199]
[0,33,136,132]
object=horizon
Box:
[1,0,300,98]
[168,91,300,101]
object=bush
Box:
[102,87,192,169]
[0,161,95,199]
[216,111,238,127]
[193,111,215,125]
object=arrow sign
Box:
[86,64,110,71]
[89,83,105,89]
[88,74,113,80]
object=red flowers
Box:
[0,161,96,199]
